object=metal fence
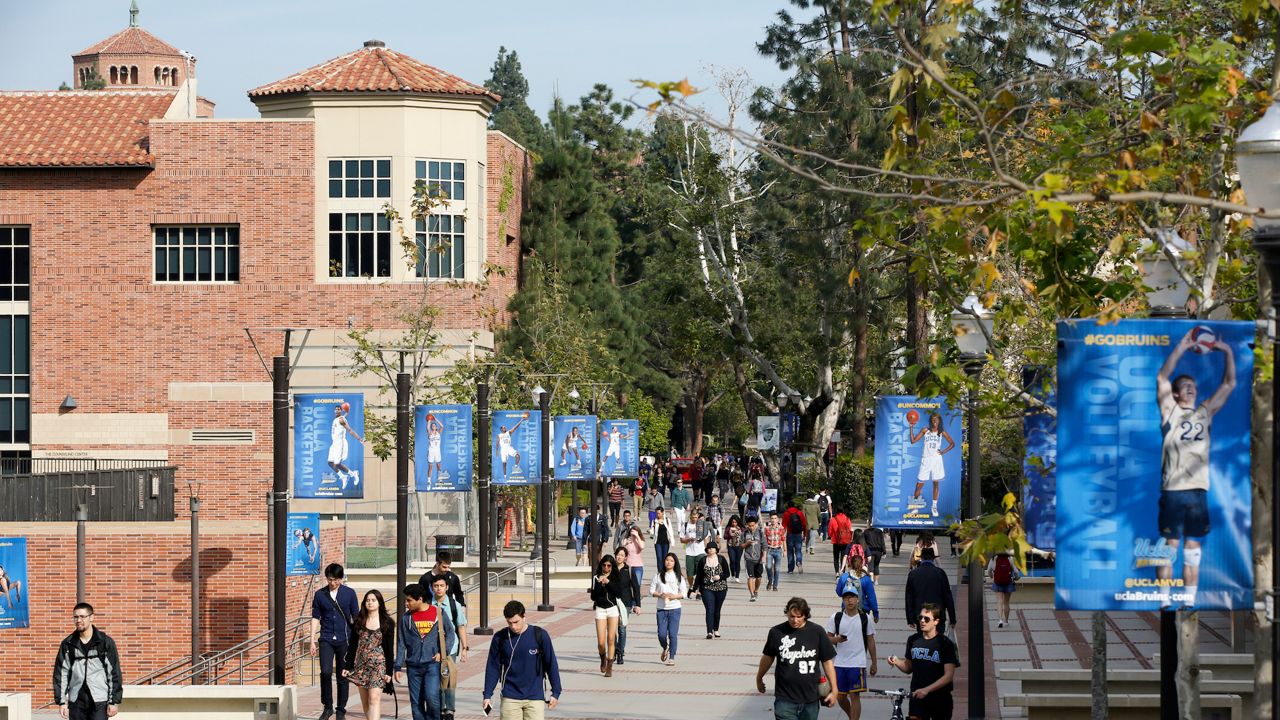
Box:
[343,491,472,568]
[0,461,176,522]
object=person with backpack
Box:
[570,507,588,567]
[482,600,562,718]
[828,509,854,574]
[861,524,886,582]
[988,550,1022,628]
[836,554,879,623]
[824,585,877,720]
[802,494,821,556]
[54,602,123,720]
[815,489,832,540]
[394,583,457,720]
[781,501,808,574]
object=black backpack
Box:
[817,495,830,513]
[832,610,872,659]
[788,512,804,533]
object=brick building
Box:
[0,10,527,701]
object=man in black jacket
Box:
[585,504,610,567]
[904,547,956,634]
[418,550,466,608]
[862,524,887,581]
[54,602,123,720]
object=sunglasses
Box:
[918,615,936,623]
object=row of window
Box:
[328,158,467,201]
[325,213,465,279]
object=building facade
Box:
[0,13,527,700]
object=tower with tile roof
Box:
[71,2,194,91]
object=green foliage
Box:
[80,67,106,91]
[628,390,673,456]
[485,47,546,153]
[800,453,874,521]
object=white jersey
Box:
[1162,405,1211,492]
[427,429,443,463]
[920,430,943,459]
[498,430,513,451]
[606,431,622,458]
[328,417,348,464]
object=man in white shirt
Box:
[824,586,877,720]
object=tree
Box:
[485,47,546,153]
[81,67,106,91]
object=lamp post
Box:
[533,385,554,612]
[1138,229,1192,720]
[951,293,992,720]
[1235,101,1280,720]
[475,380,494,635]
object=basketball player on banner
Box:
[328,402,364,490]
[424,412,445,488]
[1155,325,1236,609]
[908,412,955,518]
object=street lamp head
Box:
[568,388,580,400]
[1139,229,1191,316]
[890,346,909,381]
[951,294,992,357]
[531,384,546,406]
[1237,102,1280,232]
[803,394,812,404]
[776,391,788,408]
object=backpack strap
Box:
[832,611,842,637]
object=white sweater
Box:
[649,570,689,610]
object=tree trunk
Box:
[681,370,709,456]
[1254,264,1274,720]
[1091,611,1108,720]
[1176,611,1201,720]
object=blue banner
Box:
[554,415,597,481]
[781,413,800,445]
[492,410,540,485]
[416,405,473,492]
[294,393,365,498]
[287,513,322,576]
[0,537,27,628]
[1056,319,1253,611]
[871,396,963,529]
[1022,367,1057,551]
[599,419,639,478]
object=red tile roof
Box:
[0,91,175,167]
[249,43,498,101]
[74,27,183,57]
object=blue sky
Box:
[0,1,791,123]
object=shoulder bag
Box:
[439,607,458,690]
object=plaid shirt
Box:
[764,523,786,549]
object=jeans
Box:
[655,542,669,571]
[617,623,628,658]
[631,566,645,604]
[818,513,830,540]
[766,547,783,587]
[773,699,821,720]
[406,661,442,720]
[656,607,682,658]
[318,638,350,712]
[69,685,107,720]
[786,533,805,571]
[701,588,726,632]
[727,545,743,578]
[573,535,585,554]
[609,502,621,525]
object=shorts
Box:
[835,666,868,694]
[992,582,1016,594]
[327,440,347,464]
[1158,488,1209,539]
[917,455,944,481]
[745,560,764,579]
[500,446,518,461]
[427,444,442,463]
[594,604,620,620]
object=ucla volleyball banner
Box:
[295,393,365,498]
[492,410,540,485]
[416,405,473,492]
[600,420,640,477]
[287,513,322,576]
[553,415,597,481]
[1022,367,1057,551]
[1056,319,1253,611]
[0,537,28,628]
[871,396,963,529]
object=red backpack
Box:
[993,555,1015,585]
[832,516,853,545]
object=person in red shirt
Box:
[781,503,809,574]
[829,510,854,575]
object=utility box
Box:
[254,699,279,720]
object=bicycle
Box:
[867,687,908,720]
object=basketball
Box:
[582,442,589,451]
[906,409,920,425]
[426,413,435,422]
[1189,325,1217,354]
[522,411,530,419]
[340,402,351,413]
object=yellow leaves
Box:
[1139,111,1162,133]
[1019,278,1037,295]
[976,261,1002,290]
[888,67,913,102]
[1036,199,1074,227]
[633,78,701,112]
[1230,187,1247,206]
[848,267,861,286]
[1107,235,1126,255]
[1120,150,1137,169]
[983,226,1006,255]
[1001,493,1017,512]
[923,21,960,53]
[1224,67,1245,98]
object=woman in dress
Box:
[649,552,687,666]
[723,516,745,583]
[342,589,395,720]
[590,555,622,677]
[690,542,731,639]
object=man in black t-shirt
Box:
[757,597,838,720]
[888,602,959,720]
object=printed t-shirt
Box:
[905,632,960,694]
[762,620,836,705]
[412,606,439,638]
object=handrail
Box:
[133,615,311,686]
[463,558,538,594]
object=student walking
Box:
[607,480,625,525]
[670,479,693,528]
[824,586,878,720]
[764,512,786,591]
[905,548,956,635]
[570,507,589,566]
[723,515,745,582]
[862,524,886,581]
[394,583,457,720]
[742,516,766,601]
[311,563,360,720]
[612,546,642,667]
[482,601,562,719]
[343,590,396,720]
[690,542,731,638]
[782,501,808,573]
[988,551,1021,628]
[651,506,674,571]
[589,556,621,677]
[888,602,959,720]
[829,510,854,574]
[681,508,712,579]
[756,597,838,720]
[650,552,688,666]
[53,602,123,720]
[802,495,821,555]
[621,525,646,599]
[430,578,468,720]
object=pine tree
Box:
[484,47,546,153]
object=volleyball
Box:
[906,409,920,426]
[1189,325,1217,354]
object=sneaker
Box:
[931,502,938,517]
[750,593,757,602]
[350,470,361,486]
[713,631,720,638]
[799,566,804,575]
[661,647,669,662]
[706,632,713,639]
[732,577,741,584]
[665,658,675,666]
[997,620,1004,628]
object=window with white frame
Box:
[154,226,240,283]
[0,314,30,444]
[329,158,391,199]
[0,227,30,301]
[414,215,466,279]
[328,212,391,278]
[416,160,465,201]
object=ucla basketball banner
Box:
[287,513,322,576]
[492,410,540,485]
[294,393,365,498]
[600,419,640,478]
[871,396,964,529]
[553,415,597,481]
[1022,366,1057,551]
[0,537,27,628]
[1056,319,1253,611]
[415,405,473,492]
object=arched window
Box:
[110,66,118,84]
[154,67,160,84]
[130,66,138,85]
[171,67,179,85]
